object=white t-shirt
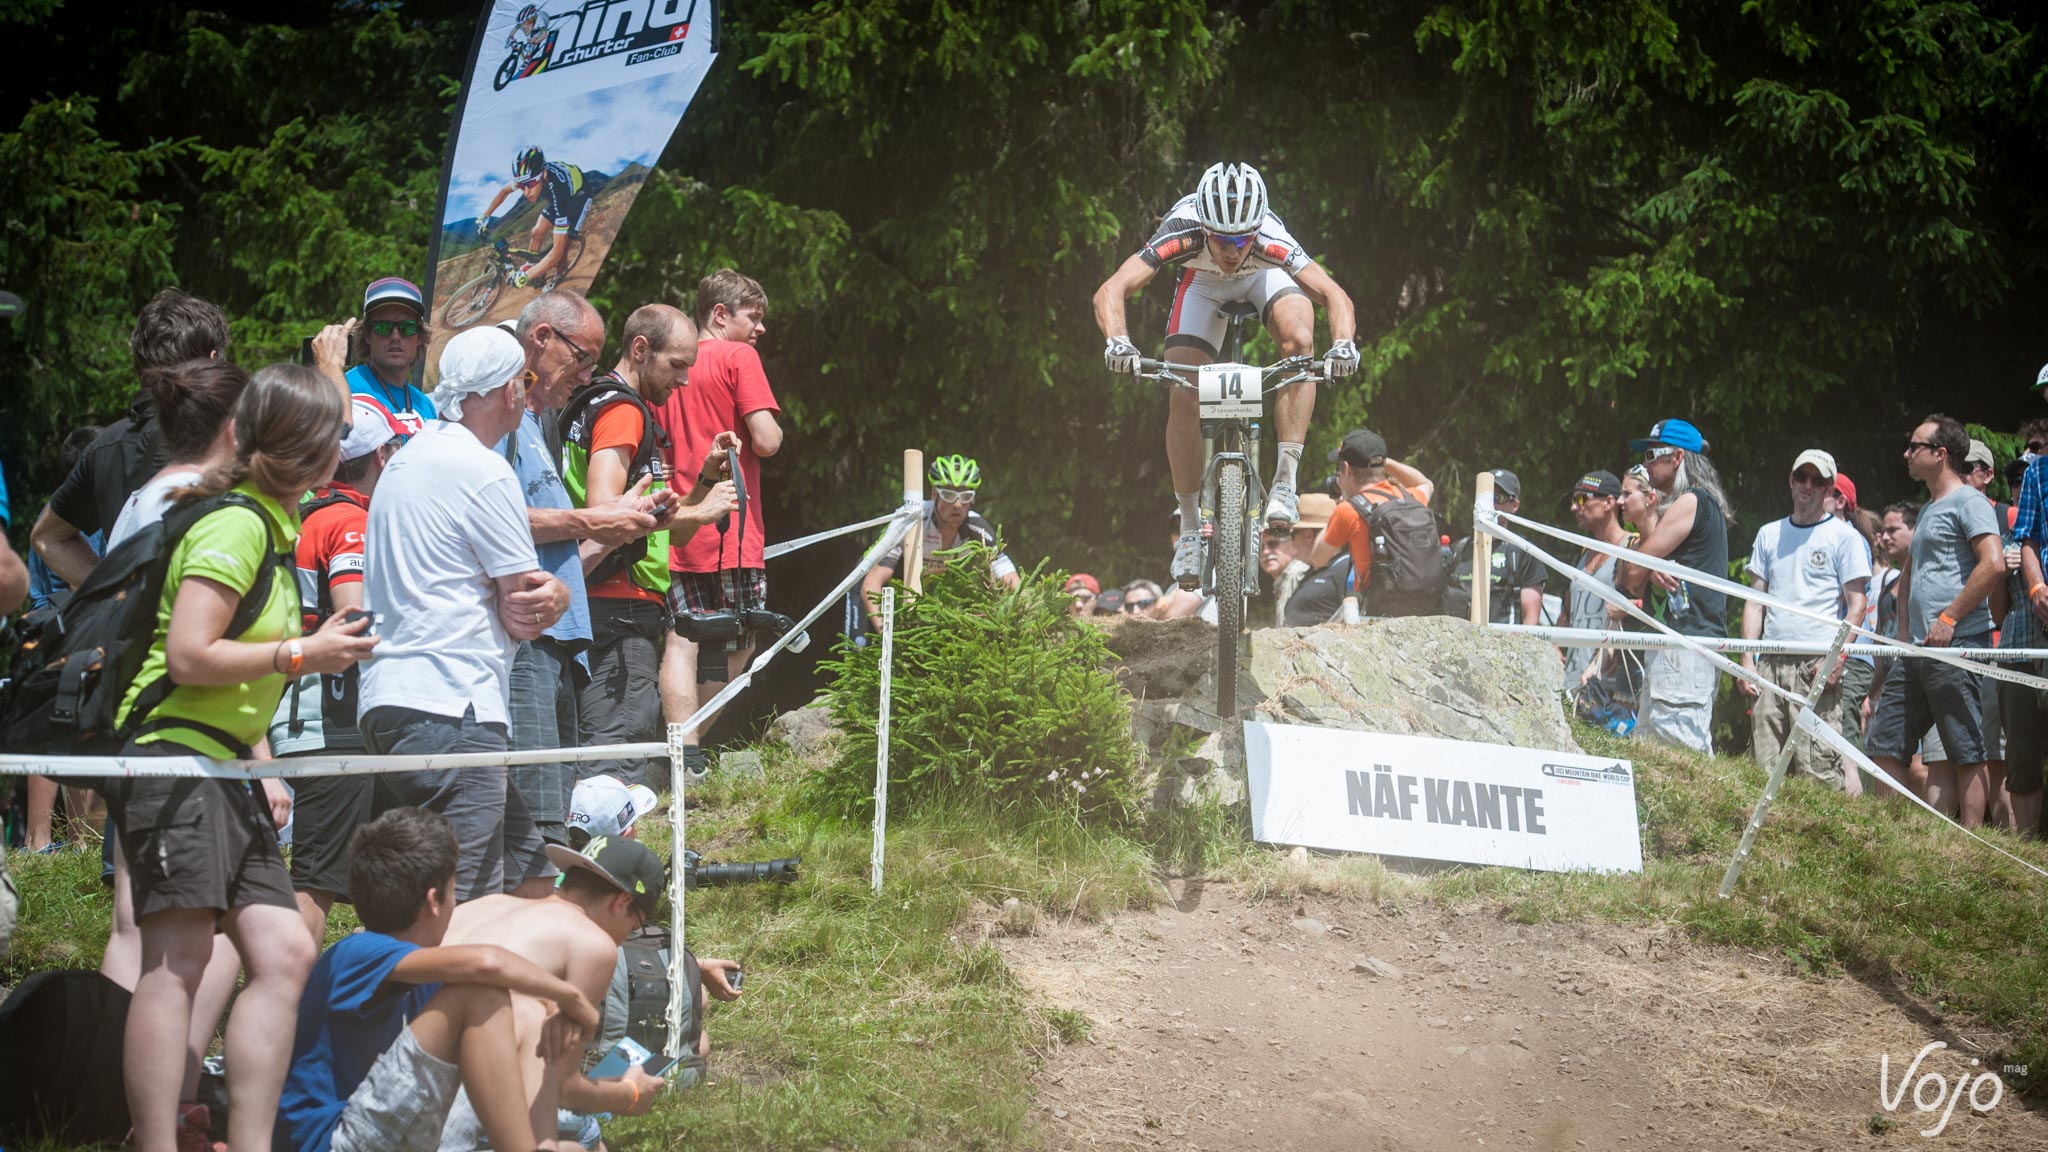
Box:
[359,422,540,726]
[1748,515,1873,645]
[107,468,205,547]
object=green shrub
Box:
[805,549,1138,820]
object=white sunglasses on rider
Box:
[935,487,977,505]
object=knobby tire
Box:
[442,264,504,329]
[1214,457,1246,717]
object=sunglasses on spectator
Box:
[1126,598,1157,611]
[369,319,421,338]
[1209,232,1255,249]
[1906,440,1942,455]
[2030,440,2048,453]
[1570,493,1612,507]
[1642,445,1681,463]
[1790,469,1831,486]
[935,487,976,505]
[509,369,537,400]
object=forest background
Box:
[6,0,2048,711]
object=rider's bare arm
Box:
[480,185,515,225]
[1092,252,1162,340]
[859,563,896,632]
[1291,262,1357,344]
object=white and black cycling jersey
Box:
[1137,192,1312,279]
[880,501,1019,583]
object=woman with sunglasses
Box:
[1617,418,1736,755]
[1094,162,1361,589]
[344,277,436,436]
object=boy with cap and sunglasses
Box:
[1737,449,1870,791]
[346,278,435,436]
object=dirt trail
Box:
[997,881,2044,1151]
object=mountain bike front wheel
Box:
[442,264,504,328]
[1213,456,1246,717]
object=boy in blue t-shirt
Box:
[276,808,598,1152]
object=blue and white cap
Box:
[1628,418,1708,455]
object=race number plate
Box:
[1198,363,1262,419]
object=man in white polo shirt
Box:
[360,327,572,901]
[1739,448,1871,789]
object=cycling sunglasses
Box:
[1208,231,1255,249]
[369,319,421,338]
[935,487,977,505]
[516,174,543,188]
[1642,445,1682,463]
[1125,597,1158,611]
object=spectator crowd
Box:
[1058,406,2048,841]
[1,273,2046,1152]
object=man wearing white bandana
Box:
[361,327,573,901]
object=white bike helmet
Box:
[1193,162,1268,236]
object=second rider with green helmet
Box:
[859,454,1020,631]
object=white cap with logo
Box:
[568,774,660,840]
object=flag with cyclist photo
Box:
[423,0,719,374]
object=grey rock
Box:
[766,704,841,761]
[1352,957,1401,980]
[721,749,765,781]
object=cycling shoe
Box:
[1263,482,1299,530]
[1170,530,1204,590]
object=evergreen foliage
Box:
[809,550,1140,820]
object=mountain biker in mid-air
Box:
[1093,162,1359,589]
[477,146,593,290]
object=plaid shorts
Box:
[329,1024,461,1152]
[669,567,768,615]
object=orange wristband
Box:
[1938,611,1957,627]
[627,1080,640,1110]
[286,640,305,675]
[2032,582,2046,599]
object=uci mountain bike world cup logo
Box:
[495,0,700,90]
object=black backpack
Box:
[559,375,670,585]
[1347,484,1443,617]
[1,492,289,757]
[612,923,702,1056]
[0,970,132,1143]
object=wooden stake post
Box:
[1470,471,1495,626]
[902,449,924,594]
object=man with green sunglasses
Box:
[346,276,437,436]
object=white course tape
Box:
[763,503,919,561]
[2,508,923,783]
[1478,512,2048,882]
[1490,508,2048,692]
[1494,624,2048,662]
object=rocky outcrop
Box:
[1100,615,1574,809]
[766,700,842,764]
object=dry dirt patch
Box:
[995,881,2044,1151]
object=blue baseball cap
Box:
[1628,418,1707,454]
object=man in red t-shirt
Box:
[269,395,409,942]
[1308,428,1435,612]
[654,269,784,775]
[563,303,737,788]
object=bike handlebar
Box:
[1131,355,1330,391]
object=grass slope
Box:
[6,726,2046,1148]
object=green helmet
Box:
[928,454,982,489]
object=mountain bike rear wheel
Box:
[442,264,504,328]
[1213,457,1246,716]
